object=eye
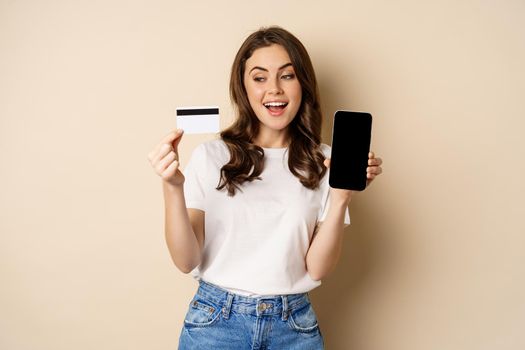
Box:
[281,73,295,80]
[253,76,266,82]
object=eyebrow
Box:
[249,62,293,74]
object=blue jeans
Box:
[178,280,324,349]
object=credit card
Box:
[176,106,220,134]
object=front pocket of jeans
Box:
[183,297,221,328]
[287,303,319,333]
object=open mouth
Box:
[263,101,288,113]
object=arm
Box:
[163,182,204,273]
[305,191,350,281]
[305,152,383,280]
[148,129,205,274]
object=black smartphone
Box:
[328,111,373,191]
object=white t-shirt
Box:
[182,139,350,296]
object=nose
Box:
[268,77,283,95]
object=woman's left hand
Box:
[364,151,383,185]
[323,152,383,202]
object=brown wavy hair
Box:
[217,26,327,196]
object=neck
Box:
[253,130,290,148]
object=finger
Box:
[323,158,331,168]
[368,157,383,166]
[161,159,180,180]
[151,143,173,165]
[367,166,383,175]
[162,128,184,145]
[149,132,175,161]
[171,128,185,151]
[156,151,177,174]
[369,151,375,159]
[153,129,184,158]
[366,173,375,182]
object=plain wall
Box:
[1,0,524,349]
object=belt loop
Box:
[281,295,289,321]
[222,293,234,319]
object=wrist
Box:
[330,197,350,210]
[162,181,184,193]
[329,189,352,207]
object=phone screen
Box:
[329,111,372,191]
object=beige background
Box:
[1,0,524,349]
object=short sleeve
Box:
[182,144,207,211]
[317,143,351,228]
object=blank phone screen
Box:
[329,111,372,191]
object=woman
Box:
[148,26,383,349]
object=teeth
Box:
[264,102,287,107]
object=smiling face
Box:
[243,44,302,148]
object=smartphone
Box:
[328,111,373,191]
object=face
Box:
[243,44,302,145]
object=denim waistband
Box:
[195,280,311,320]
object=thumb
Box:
[323,158,331,168]
[171,128,184,151]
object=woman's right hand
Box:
[147,129,185,187]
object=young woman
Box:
[148,26,383,350]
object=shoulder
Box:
[189,138,230,166]
[192,138,228,155]
[319,143,332,158]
